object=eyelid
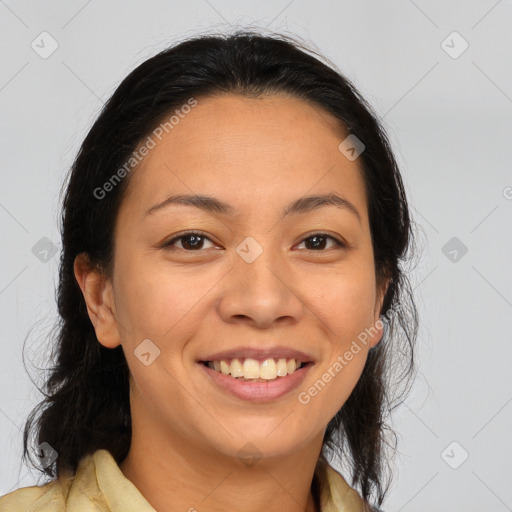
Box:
[294,232,346,251]
[296,230,346,245]
[162,230,346,251]
[163,230,218,249]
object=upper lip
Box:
[198,345,316,363]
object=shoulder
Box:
[0,454,92,512]
[0,479,66,512]
[0,450,150,512]
[320,461,386,512]
[322,463,388,512]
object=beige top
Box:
[0,449,366,511]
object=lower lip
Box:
[198,362,314,403]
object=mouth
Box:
[198,357,314,383]
[197,357,315,402]
[195,346,316,402]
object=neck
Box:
[120,420,324,512]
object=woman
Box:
[1,30,417,511]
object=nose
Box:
[216,250,305,329]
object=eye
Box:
[163,231,217,251]
[296,233,345,251]
[162,231,345,252]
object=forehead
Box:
[121,93,368,223]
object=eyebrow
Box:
[144,192,361,224]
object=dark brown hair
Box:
[23,29,418,509]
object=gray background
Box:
[1,1,511,510]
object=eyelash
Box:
[163,231,345,252]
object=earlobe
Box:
[73,253,121,349]
[375,275,391,318]
[369,277,391,349]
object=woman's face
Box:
[89,93,387,461]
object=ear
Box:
[73,253,121,349]
[368,276,391,349]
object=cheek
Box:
[297,325,370,422]
[297,262,376,412]
[113,255,215,345]
[306,261,377,339]
[124,362,195,436]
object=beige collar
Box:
[3,449,366,512]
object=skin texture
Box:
[74,93,388,512]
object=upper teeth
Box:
[207,358,303,380]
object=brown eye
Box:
[297,233,344,251]
[164,232,216,251]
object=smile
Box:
[202,357,309,382]
[198,358,314,402]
